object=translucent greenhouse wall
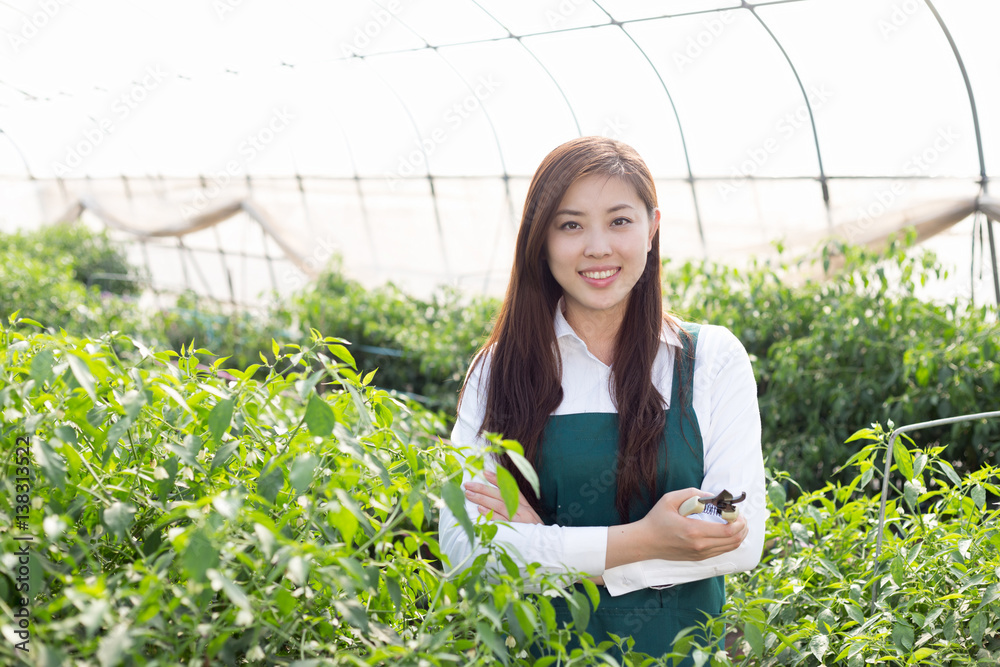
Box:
[1,0,998,304]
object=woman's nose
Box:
[584,230,612,257]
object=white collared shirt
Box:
[438,303,766,596]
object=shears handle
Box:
[679,494,740,523]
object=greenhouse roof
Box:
[1,0,997,303]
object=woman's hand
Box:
[640,487,748,561]
[606,487,748,568]
[462,469,543,524]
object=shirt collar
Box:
[553,296,682,348]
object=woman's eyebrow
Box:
[554,203,636,217]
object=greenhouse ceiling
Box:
[1,0,997,304]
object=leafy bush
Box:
[293,263,496,412]
[664,235,1000,490]
[0,241,137,340]
[0,319,618,666]
[705,422,1000,666]
[3,223,145,295]
[3,317,998,666]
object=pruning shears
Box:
[679,489,746,523]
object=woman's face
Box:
[544,173,660,326]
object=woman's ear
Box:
[647,208,661,252]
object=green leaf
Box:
[441,480,475,545]
[809,634,829,661]
[327,343,356,368]
[333,599,370,633]
[257,462,285,505]
[289,453,319,495]
[210,440,239,472]
[971,484,985,509]
[938,460,961,487]
[304,393,335,437]
[892,622,914,651]
[768,482,787,510]
[512,600,538,644]
[157,457,179,500]
[33,439,66,492]
[581,577,601,610]
[977,583,1000,611]
[208,569,251,612]
[208,396,234,443]
[182,528,219,583]
[102,502,136,540]
[892,437,914,480]
[890,556,906,586]
[66,353,97,401]
[506,450,539,498]
[845,428,878,443]
[475,621,509,664]
[30,349,55,386]
[103,415,133,467]
[844,602,865,625]
[568,589,590,634]
[495,466,520,518]
[744,622,764,657]
[970,611,987,646]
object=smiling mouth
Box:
[579,268,621,280]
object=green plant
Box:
[3,223,145,295]
[664,233,1000,491]
[0,317,620,666]
[690,422,1000,666]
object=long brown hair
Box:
[459,136,688,523]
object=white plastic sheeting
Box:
[1,0,997,303]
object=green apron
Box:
[532,323,724,662]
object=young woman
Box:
[438,136,765,659]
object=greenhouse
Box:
[1,1,998,665]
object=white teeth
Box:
[581,269,618,280]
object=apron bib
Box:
[531,323,724,662]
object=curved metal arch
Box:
[746,3,832,230]
[353,55,452,275]
[592,1,708,257]
[366,0,518,290]
[923,0,987,187]
[923,0,997,303]
[468,0,584,138]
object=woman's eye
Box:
[559,221,581,230]
[611,217,631,226]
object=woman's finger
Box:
[463,482,509,520]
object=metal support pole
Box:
[870,409,1000,613]
[985,217,1000,305]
